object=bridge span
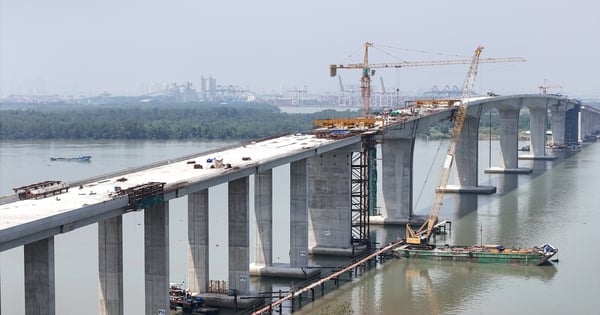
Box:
[0,94,598,314]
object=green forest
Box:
[0,102,359,140]
[0,102,530,140]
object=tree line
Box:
[0,101,530,141]
[0,102,359,140]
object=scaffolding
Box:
[350,134,377,249]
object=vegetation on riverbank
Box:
[0,101,530,140]
[0,102,357,140]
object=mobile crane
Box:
[405,46,484,245]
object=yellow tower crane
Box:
[538,78,563,95]
[329,42,526,118]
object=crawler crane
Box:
[405,46,484,245]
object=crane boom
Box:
[406,46,486,245]
[329,42,525,118]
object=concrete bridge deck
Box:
[0,133,364,252]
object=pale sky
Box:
[0,0,598,98]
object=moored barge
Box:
[395,243,558,266]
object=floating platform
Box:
[518,154,557,160]
[484,167,533,174]
[249,262,321,278]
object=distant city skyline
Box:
[1,1,598,99]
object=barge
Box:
[395,243,558,266]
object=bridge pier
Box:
[25,237,55,315]
[144,203,170,315]
[290,160,309,267]
[187,189,209,294]
[228,177,250,294]
[374,138,414,224]
[447,114,496,193]
[519,107,556,161]
[99,216,124,315]
[308,148,354,255]
[253,170,272,268]
[486,108,532,174]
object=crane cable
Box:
[413,138,446,213]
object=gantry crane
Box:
[329,42,526,118]
[405,46,486,245]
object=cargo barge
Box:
[395,243,558,266]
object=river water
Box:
[0,138,598,314]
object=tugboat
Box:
[169,283,219,314]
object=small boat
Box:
[50,155,92,162]
[395,243,558,266]
[169,283,218,314]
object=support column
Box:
[307,149,352,254]
[519,108,556,160]
[188,189,209,294]
[550,109,566,146]
[228,177,249,294]
[254,170,272,267]
[290,160,308,268]
[486,109,531,174]
[444,114,495,193]
[376,138,414,224]
[25,237,55,315]
[144,203,169,315]
[530,108,548,157]
[99,216,124,315]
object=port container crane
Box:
[329,42,526,118]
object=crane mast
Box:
[405,46,485,245]
[329,42,524,118]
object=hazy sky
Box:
[0,0,598,97]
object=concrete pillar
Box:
[290,160,308,267]
[228,177,250,294]
[529,108,547,156]
[550,110,565,145]
[454,115,480,187]
[307,149,352,251]
[380,138,414,221]
[254,170,273,267]
[144,203,169,315]
[187,189,209,294]
[498,109,520,169]
[99,216,124,315]
[25,237,55,315]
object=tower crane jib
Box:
[329,42,525,118]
